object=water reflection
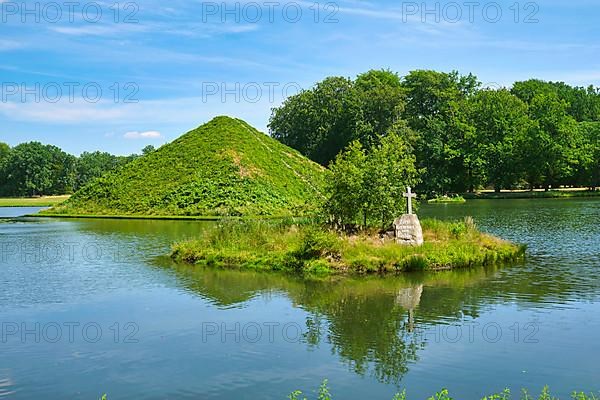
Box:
[154,262,513,383]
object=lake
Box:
[1,199,599,399]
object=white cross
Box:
[403,186,416,215]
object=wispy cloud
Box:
[123,130,162,139]
[0,39,24,51]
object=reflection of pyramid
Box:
[396,284,423,332]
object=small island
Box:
[170,217,524,274]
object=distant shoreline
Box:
[463,188,600,200]
[0,195,71,207]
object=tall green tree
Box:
[468,89,532,191]
[401,70,478,194]
[353,69,407,148]
[525,93,579,189]
[47,145,77,194]
[270,70,410,166]
[2,142,54,196]
[270,76,359,165]
[576,122,600,189]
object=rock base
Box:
[393,214,424,246]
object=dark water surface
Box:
[0,199,599,399]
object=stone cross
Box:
[403,186,416,215]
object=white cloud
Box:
[123,130,162,139]
[0,39,23,51]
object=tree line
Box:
[270,70,600,195]
[0,142,155,197]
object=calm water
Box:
[1,199,599,399]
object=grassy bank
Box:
[171,218,524,274]
[464,189,600,200]
[288,381,598,400]
[31,213,222,221]
[0,195,70,207]
[427,195,466,204]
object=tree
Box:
[270,70,410,166]
[526,93,579,189]
[142,145,156,155]
[353,69,407,148]
[75,151,126,190]
[47,145,77,194]
[2,142,54,196]
[512,79,600,122]
[576,122,600,189]
[323,132,419,230]
[366,130,420,227]
[0,142,10,196]
[0,142,9,164]
[270,76,359,165]
[401,70,478,194]
[468,89,532,191]
[323,141,367,229]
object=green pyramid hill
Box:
[46,116,327,217]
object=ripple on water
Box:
[0,378,16,398]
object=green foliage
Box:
[75,151,133,191]
[287,383,599,400]
[46,116,326,217]
[401,70,478,194]
[0,142,76,196]
[323,133,419,230]
[467,89,532,191]
[141,145,156,155]
[317,380,332,400]
[428,389,453,400]
[0,141,137,198]
[269,69,412,166]
[271,70,600,195]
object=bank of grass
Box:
[427,195,466,204]
[289,381,598,400]
[170,217,525,274]
[0,195,70,207]
[464,189,600,200]
[32,213,222,220]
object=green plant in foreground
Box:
[288,383,599,400]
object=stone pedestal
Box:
[393,214,424,246]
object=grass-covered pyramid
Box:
[48,116,326,217]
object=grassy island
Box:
[170,218,524,275]
[427,195,467,204]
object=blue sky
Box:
[1,0,599,155]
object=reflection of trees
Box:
[156,259,588,384]
[155,263,501,383]
[300,285,422,384]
